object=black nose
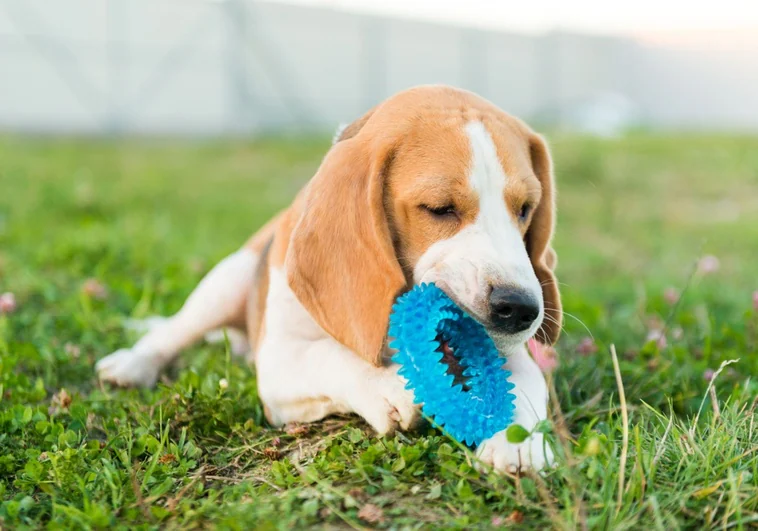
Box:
[489,287,540,334]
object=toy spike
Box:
[389,283,516,446]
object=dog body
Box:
[96,86,562,473]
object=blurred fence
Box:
[1,0,758,135]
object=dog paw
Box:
[353,365,420,436]
[476,430,554,474]
[96,348,161,387]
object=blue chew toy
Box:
[389,283,517,447]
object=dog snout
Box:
[489,286,540,334]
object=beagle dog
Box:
[96,85,562,473]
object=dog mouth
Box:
[436,335,471,391]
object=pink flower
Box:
[576,337,597,355]
[528,338,558,373]
[81,278,108,300]
[697,255,720,275]
[0,292,17,314]
[703,368,715,382]
[646,329,667,349]
[663,287,679,305]
[753,291,758,311]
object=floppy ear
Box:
[526,134,562,345]
[334,106,379,143]
[286,122,406,366]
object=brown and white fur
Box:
[96,86,562,473]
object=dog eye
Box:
[518,203,532,221]
[422,204,458,219]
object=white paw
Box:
[476,430,554,474]
[353,365,420,436]
[96,348,161,387]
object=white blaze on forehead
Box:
[464,121,527,266]
[466,121,508,198]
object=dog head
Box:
[286,85,561,364]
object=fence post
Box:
[360,15,386,114]
[461,28,487,98]
[226,0,251,135]
[106,0,127,135]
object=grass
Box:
[1,132,757,529]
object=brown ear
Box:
[286,123,406,366]
[334,105,379,143]
[526,134,562,345]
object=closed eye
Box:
[518,203,532,222]
[421,204,458,219]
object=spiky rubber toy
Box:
[388,283,516,446]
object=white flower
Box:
[646,329,667,349]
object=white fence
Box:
[1,0,758,135]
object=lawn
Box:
[1,132,757,529]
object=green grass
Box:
[1,132,757,529]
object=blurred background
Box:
[2,0,758,136]
[1,5,757,527]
